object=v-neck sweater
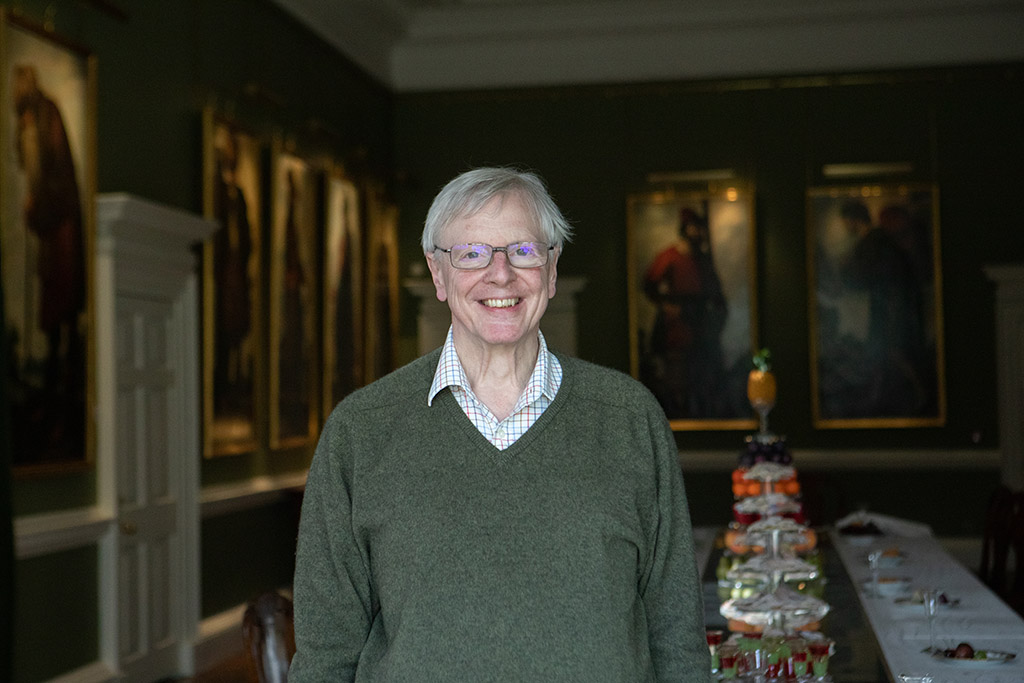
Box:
[290,350,711,682]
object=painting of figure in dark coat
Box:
[1,15,94,471]
[808,184,944,428]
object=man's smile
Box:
[481,297,521,308]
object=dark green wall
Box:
[14,546,97,682]
[391,67,1022,536]
[201,496,302,618]
[392,67,1024,455]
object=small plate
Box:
[893,594,960,609]
[932,649,1016,666]
[862,577,912,596]
[875,551,905,568]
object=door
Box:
[115,294,185,681]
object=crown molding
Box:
[273,0,1024,91]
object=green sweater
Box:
[290,351,711,682]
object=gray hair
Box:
[421,167,573,254]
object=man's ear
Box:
[426,251,448,302]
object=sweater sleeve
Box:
[640,403,713,682]
[289,407,375,682]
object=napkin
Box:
[835,511,933,538]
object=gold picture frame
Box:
[626,185,758,431]
[806,183,946,428]
[268,144,319,450]
[201,108,263,457]
[321,166,363,417]
[1,11,97,474]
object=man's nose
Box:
[485,249,515,281]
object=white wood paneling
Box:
[95,194,215,680]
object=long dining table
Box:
[697,516,1024,682]
[831,516,1024,682]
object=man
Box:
[290,167,710,681]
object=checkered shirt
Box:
[428,327,562,450]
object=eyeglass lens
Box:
[448,242,549,269]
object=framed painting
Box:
[364,185,399,383]
[322,167,363,417]
[807,183,945,428]
[626,186,758,430]
[201,109,262,457]
[268,146,319,450]
[1,11,97,473]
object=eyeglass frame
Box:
[433,241,555,270]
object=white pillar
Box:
[984,264,1024,490]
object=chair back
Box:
[980,484,1015,592]
[243,591,296,683]
[1009,490,1024,616]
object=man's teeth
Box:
[483,298,519,308]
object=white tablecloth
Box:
[832,521,1024,682]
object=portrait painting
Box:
[364,185,399,383]
[627,187,758,431]
[202,110,262,457]
[1,12,96,472]
[269,148,319,450]
[807,183,945,428]
[322,168,363,417]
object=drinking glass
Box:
[718,644,740,680]
[738,631,766,679]
[922,589,940,653]
[867,550,882,597]
[790,646,809,679]
[808,639,832,680]
[705,629,724,674]
[784,636,808,679]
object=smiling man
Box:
[290,167,710,682]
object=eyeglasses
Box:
[434,241,553,270]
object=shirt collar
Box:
[428,327,558,406]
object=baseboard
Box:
[194,603,247,673]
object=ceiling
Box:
[272,0,1024,92]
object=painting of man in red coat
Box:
[642,207,727,418]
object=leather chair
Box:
[243,591,296,683]
[979,484,1015,594]
[978,484,1024,617]
[1008,491,1024,616]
